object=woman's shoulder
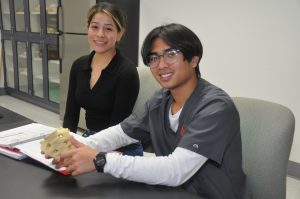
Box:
[117,52,136,69]
[115,52,138,76]
[70,53,93,74]
[73,53,93,66]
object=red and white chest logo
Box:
[180,127,185,137]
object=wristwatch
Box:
[93,152,107,173]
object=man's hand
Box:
[53,136,98,176]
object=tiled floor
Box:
[0,95,62,128]
[0,95,299,198]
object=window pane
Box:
[17,42,28,93]
[4,40,14,88]
[29,0,40,32]
[31,43,43,98]
[1,0,11,30]
[14,0,25,31]
[48,45,60,103]
[46,0,58,34]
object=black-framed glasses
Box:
[146,48,181,68]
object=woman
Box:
[63,2,142,156]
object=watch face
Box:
[96,158,106,166]
[94,153,106,172]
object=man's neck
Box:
[170,77,198,113]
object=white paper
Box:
[0,123,55,147]
[0,123,87,174]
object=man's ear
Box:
[191,56,200,68]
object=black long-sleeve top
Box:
[63,50,139,133]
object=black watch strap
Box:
[93,152,107,173]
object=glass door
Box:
[1,0,61,112]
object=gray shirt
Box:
[121,78,247,198]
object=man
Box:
[54,23,249,198]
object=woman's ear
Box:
[116,29,125,44]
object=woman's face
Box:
[87,12,124,55]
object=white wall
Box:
[139,0,300,164]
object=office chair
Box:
[233,97,295,199]
[133,66,161,113]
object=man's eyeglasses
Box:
[146,48,181,68]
